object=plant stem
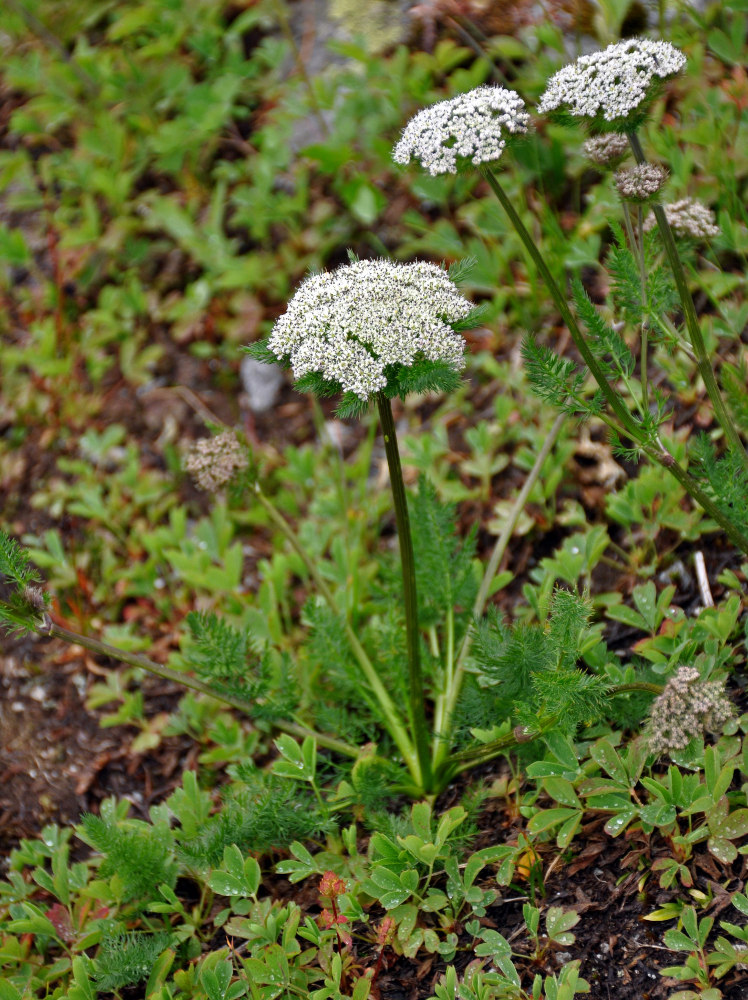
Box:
[621,201,649,416]
[32,617,359,758]
[482,164,748,555]
[253,483,419,773]
[628,131,748,470]
[481,165,644,442]
[432,410,566,772]
[376,392,432,792]
[636,205,650,416]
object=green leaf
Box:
[208,872,246,897]
[556,811,583,849]
[664,930,697,952]
[708,836,738,864]
[590,740,628,786]
[546,906,580,945]
[543,777,581,809]
[527,807,579,834]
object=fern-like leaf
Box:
[691,435,748,535]
[411,476,477,629]
[78,814,177,902]
[385,358,464,400]
[607,235,643,326]
[0,531,40,588]
[521,335,588,415]
[183,611,292,716]
[722,359,748,434]
[241,338,286,366]
[547,588,593,671]
[526,668,610,733]
[572,277,635,379]
[93,933,172,991]
[335,392,371,420]
[176,773,332,869]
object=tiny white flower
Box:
[538,38,686,127]
[184,431,248,492]
[643,197,720,239]
[266,260,471,400]
[393,86,529,176]
[614,162,668,201]
[646,665,734,756]
[583,133,630,166]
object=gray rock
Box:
[240,356,285,413]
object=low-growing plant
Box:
[2,9,748,999]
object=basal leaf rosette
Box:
[538,38,686,133]
[393,85,529,176]
[245,259,476,417]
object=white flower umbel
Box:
[583,133,630,166]
[267,260,471,399]
[614,162,668,201]
[393,86,529,176]
[646,665,734,756]
[538,38,686,128]
[644,197,720,239]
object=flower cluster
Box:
[644,197,720,239]
[319,871,347,899]
[538,38,686,127]
[376,915,397,948]
[267,259,471,399]
[583,133,630,166]
[393,85,529,176]
[183,431,248,492]
[646,665,734,756]
[614,162,668,201]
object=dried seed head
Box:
[393,85,530,176]
[183,431,248,492]
[267,259,471,400]
[646,665,734,756]
[538,38,686,127]
[644,197,720,239]
[583,133,630,166]
[614,162,668,201]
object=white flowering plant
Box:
[537,38,686,133]
[392,85,529,176]
[244,256,485,419]
[393,46,748,557]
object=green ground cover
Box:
[1,2,747,998]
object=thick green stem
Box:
[628,131,748,470]
[376,393,433,792]
[33,618,359,758]
[253,483,419,772]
